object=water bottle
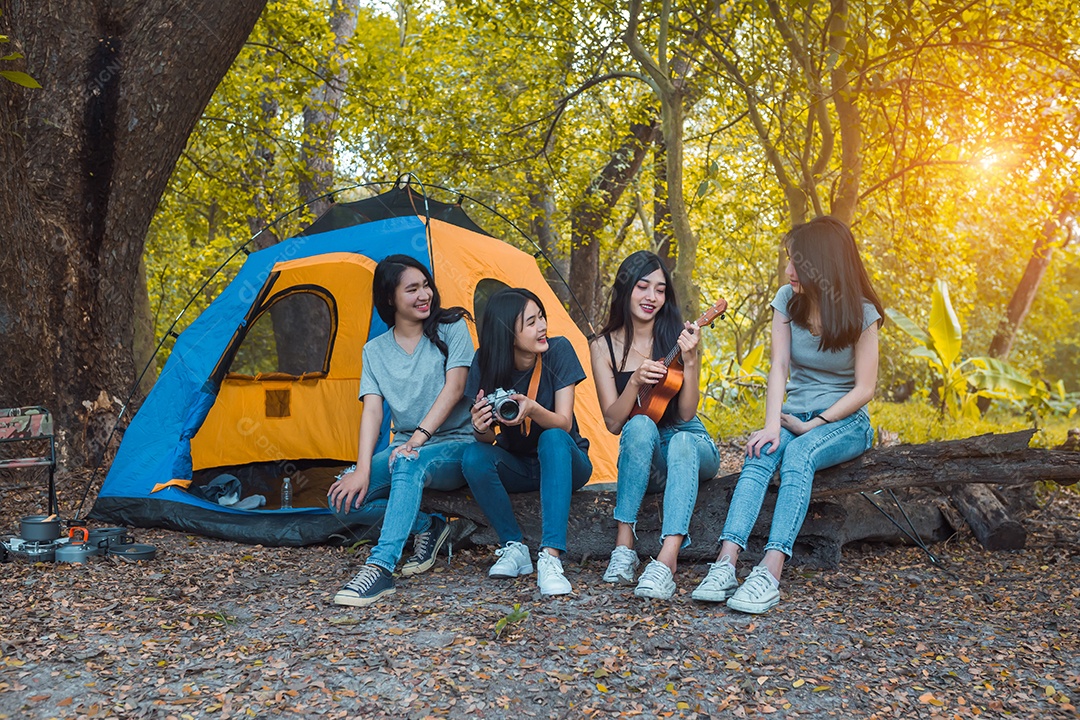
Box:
[281,477,292,509]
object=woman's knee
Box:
[537,427,574,452]
[666,431,700,460]
[462,444,497,476]
[620,414,659,447]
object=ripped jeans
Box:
[329,441,467,572]
[720,408,874,557]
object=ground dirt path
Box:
[1,487,1077,719]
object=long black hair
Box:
[475,287,545,393]
[597,250,682,370]
[372,254,470,359]
[785,216,884,351]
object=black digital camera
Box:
[487,388,521,422]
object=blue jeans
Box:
[613,415,720,547]
[330,440,468,572]
[720,408,874,557]
[461,429,592,553]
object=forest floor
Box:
[0,468,1077,720]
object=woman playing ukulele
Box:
[590,251,721,600]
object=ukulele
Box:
[630,297,728,423]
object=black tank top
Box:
[605,334,680,426]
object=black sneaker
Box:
[333,564,395,607]
[401,515,451,577]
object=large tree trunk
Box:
[827,0,861,225]
[567,120,658,331]
[987,197,1077,360]
[0,0,267,467]
[527,177,571,306]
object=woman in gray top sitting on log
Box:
[327,255,474,608]
[693,216,883,614]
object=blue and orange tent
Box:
[91,185,617,545]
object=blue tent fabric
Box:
[91,207,435,545]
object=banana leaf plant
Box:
[886,280,1051,419]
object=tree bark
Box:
[827,0,861,225]
[0,0,267,467]
[987,196,1077,360]
[567,119,658,331]
[528,178,571,306]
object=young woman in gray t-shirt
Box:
[693,216,884,614]
[327,254,474,607]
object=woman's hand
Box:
[389,442,419,467]
[746,425,781,458]
[470,390,495,433]
[631,359,668,388]
[499,394,538,427]
[328,467,370,513]
[780,413,816,437]
[677,321,700,363]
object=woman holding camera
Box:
[462,287,592,596]
[590,250,721,600]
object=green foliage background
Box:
[145,0,1080,436]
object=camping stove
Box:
[1,536,68,563]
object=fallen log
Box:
[947,484,1027,550]
[423,430,1078,568]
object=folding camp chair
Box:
[0,406,58,516]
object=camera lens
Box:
[496,399,519,421]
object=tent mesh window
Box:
[228,291,333,377]
[473,277,511,335]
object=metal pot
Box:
[20,515,60,542]
[107,543,157,562]
[87,527,129,556]
[56,541,95,564]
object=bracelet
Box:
[471,423,486,434]
[415,426,432,440]
[816,414,832,424]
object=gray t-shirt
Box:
[359,318,474,446]
[771,284,881,414]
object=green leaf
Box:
[739,344,765,376]
[0,70,41,88]
[885,308,931,346]
[967,357,1040,397]
[928,280,962,368]
[1,51,23,61]
[908,346,944,372]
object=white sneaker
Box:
[633,559,676,599]
[602,545,640,584]
[536,551,572,596]
[488,541,533,578]
[691,555,739,602]
[726,565,781,614]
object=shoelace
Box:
[411,529,436,559]
[638,562,668,586]
[494,543,519,559]
[609,548,636,572]
[704,562,734,587]
[741,569,773,599]
[343,566,381,594]
[538,554,563,576]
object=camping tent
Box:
[91,185,618,546]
